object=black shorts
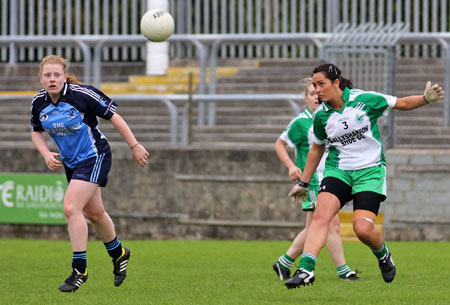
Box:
[318,177,385,215]
[64,150,112,187]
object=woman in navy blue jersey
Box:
[30,55,149,292]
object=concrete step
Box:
[96,132,171,142]
[395,134,450,145]
[395,104,443,114]
[186,141,274,149]
[99,123,171,133]
[193,124,285,134]
[213,108,292,116]
[213,101,296,108]
[108,107,174,116]
[214,116,292,125]
[0,131,33,140]
[0,123,30,132]
[396,116,443,126]
[233,67,316,76]
[395,143,450,149]
[216,83,300,93]
[394,83,444,92]
[192,132,280,143]
[100,83,195,94]
[396,74,445,81]
[218,75,305,84]
[257,59,320,68]
[396,126,450,135]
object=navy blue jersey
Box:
[30,83,117,168]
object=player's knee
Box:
[353,217,374,241]
[312,209,333,227]
[85,209,105,223]
[63,203,78,219]
[329,215,341,234]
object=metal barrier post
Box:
[8,0,17,64]
[437,38,450,127]
[445,44,450,127]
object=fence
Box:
[1,0,450,62]
[1,31,450,129]
[0,92,303,146]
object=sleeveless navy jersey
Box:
[30,83,117,168]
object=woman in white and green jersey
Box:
[285,63,444,289]
[272,78,359,282]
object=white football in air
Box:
[140,9,175,42]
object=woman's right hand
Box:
[44,152,62,171]
[288,165,302,181]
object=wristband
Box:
[130,142,139,150]
[297,180,309,188]
[423,95,431,104]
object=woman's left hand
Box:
[132,144,150,167]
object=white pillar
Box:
[146,0,170,75]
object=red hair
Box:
[39,55,83,85]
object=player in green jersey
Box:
[273,78,359,282]
[285,63,444,289]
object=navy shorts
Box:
[64,150,112,187]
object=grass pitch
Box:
[0,239,449,305]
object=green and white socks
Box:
[279,253,355,279]
[277,253,295,271]
[372,243,389,260]
[336,264,352,279]
[299,253,317,272]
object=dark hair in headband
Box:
[312,63,353,90]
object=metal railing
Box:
[0,93,303,147]
[1,31,450,130]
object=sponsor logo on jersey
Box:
[328,125,369,146]
[48,122,82,136]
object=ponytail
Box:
[66,74,83,85]
[312,63,353,90]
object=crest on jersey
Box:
[355,114,364,124]
[39,113,48,121]
[67,109,77,120]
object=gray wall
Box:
[384,149,450,241]
[1,146,449,241]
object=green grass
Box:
[0,239,449,305]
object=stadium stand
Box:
[0,57,449,149]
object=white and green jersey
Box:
[313,87,397,171]
[280,108,325,186]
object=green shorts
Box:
[302,184,319,211]
[323,165,387,196]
